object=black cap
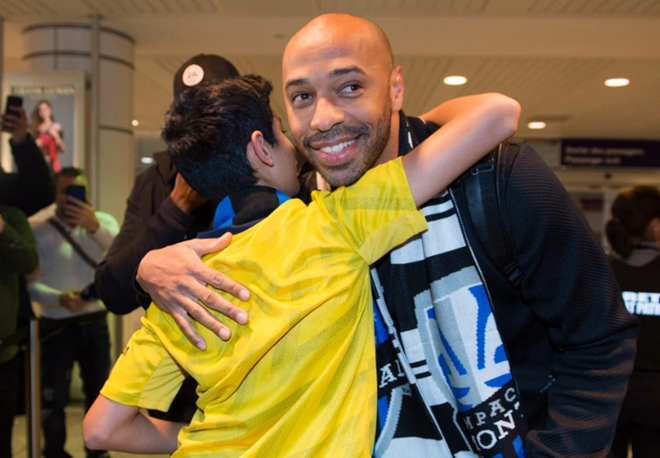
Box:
[172,54,239,98]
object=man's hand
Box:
[170,173,207,214]
[136,233,250,350]
[1,107,28,143]
[63,197,100,233]
[0,214,4,234]
[59,291,87,312]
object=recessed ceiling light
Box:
[443,76,467,86]
[528,121,546,130]
[604,78,629,87]
[131,119,140,127]
[141,157,154,164]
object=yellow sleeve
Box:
[100,321,186,413]
[312,158,428,265]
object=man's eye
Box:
[292,93,311,103]
[340,84,362,93]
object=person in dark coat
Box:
[94,54,239,315]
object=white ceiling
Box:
[1,0,659,139]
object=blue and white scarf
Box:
[370,119,527,458]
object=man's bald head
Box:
[281,13,404,187]
[284,13,393,72]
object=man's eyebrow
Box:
[285,78,310,90]
[284,67,366,91]
[329,66,365,78]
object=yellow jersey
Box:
[101,158,428,457]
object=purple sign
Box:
[561,139,660,168]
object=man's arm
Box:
[83,395,183,454]
[503,145,637,455]
[87,212,119,252]
[0,108,55,216]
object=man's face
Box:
[283,23,400,187]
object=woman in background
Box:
[606,185,660,458]
[30,100,65,173]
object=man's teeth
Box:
[320,139,356,154]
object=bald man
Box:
[136,14,636,458]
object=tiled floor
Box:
[11,401,169,458]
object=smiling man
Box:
[135,13,637,458]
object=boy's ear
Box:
[247,130,275,168]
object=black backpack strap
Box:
[405,116,523,287]
[462,143,523,287]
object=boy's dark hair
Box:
[162,74,276,203]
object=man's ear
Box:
[247,130,275,168]
[390,65,404,112]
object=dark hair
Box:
[55,167,86,181]
[162,75,276,202]
[606,186,660,259]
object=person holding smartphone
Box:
[0,97,55,217]
[27,167,119,458]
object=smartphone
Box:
[66,184,87,205]
[5,95,23,115]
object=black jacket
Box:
[0,135,55,217]
[413,117,637,456]
[95,152,214,314]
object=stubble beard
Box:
[299,102,393,188]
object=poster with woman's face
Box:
[1,70,87,175]
[11,85,76,173]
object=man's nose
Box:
[310,97,345,133]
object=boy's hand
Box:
[136,233,250,350]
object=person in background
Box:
[30,100,65,174]
[94,54,240,317]
[0,206,38,458]
[606,186,660,458]
[1,105,56,216]
[28,168,119,458]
